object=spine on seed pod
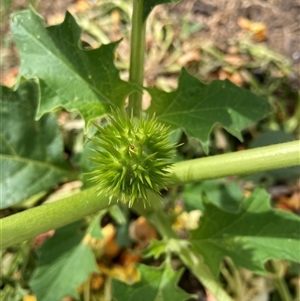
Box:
[89,109,176,207]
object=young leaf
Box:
[143,0,181,20]
[146,68,272,153]
[112,262,194,301]
[11,9,134,123]
[0,81,72,209]
[143,239,170,260]
[190,188,300,277]
[30,222,98,301]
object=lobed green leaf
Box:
[30,222,98,301]
[190,188,300,277]
[113,262,194,301]
[182,180,244,212]
[11,9,135,123]
[0,81,73,209]
[147,69,272,153]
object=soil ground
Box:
[173,0,299,65]
[1,0,299,79]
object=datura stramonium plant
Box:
[89,110,176,207]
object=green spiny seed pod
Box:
[89,109,175,207]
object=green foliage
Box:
[147,69,272,152]
[181,180,244,212]
[0,80,72,209]
[113,263,194,301]
[30,222,98,301]
[2,0,299,300]
[190,189,300,277]
[11,9,134,123]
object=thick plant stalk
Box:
[169,140,300,185]
[0,187,116,249]
[1,141,299,249]
[127,0,146,116]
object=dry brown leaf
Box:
[90,273,105,290]
[229,72,244,86]
[111,9,121,25]
[77,273,104,293]
[119,249,141,266]
[97,262,140,284]
[102,224,121,259]
[276,192,300,212]
[129,216,158,249]
[218,70,231,80]
[291,277,300,292]
[177,50,201,66]
[68,0,91,14]
[173,210,202,231]
[32,230,55,249]
[237,17,267,42]
[1,67,19,87]
[218,70,244,86]
[46,13,65,26]
[91,224,121,259]
[224,54,246,67]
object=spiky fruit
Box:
[89,110,175,207]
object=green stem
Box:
[0,187,116,250]
[221,257,244,301]
[294,278,300,300]
[134,199,233,301]
[127,0,146,117]
[169,140,300,185]
[177,242,234,301]
[266,260,293,301]
[1,141,299,249]
[148,211,177,239]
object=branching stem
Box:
[177,243,234,301]
[1,141,299,249]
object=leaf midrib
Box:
[1,153,69,174]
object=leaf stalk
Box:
[177,242,234,301]
[266,260,293,301]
